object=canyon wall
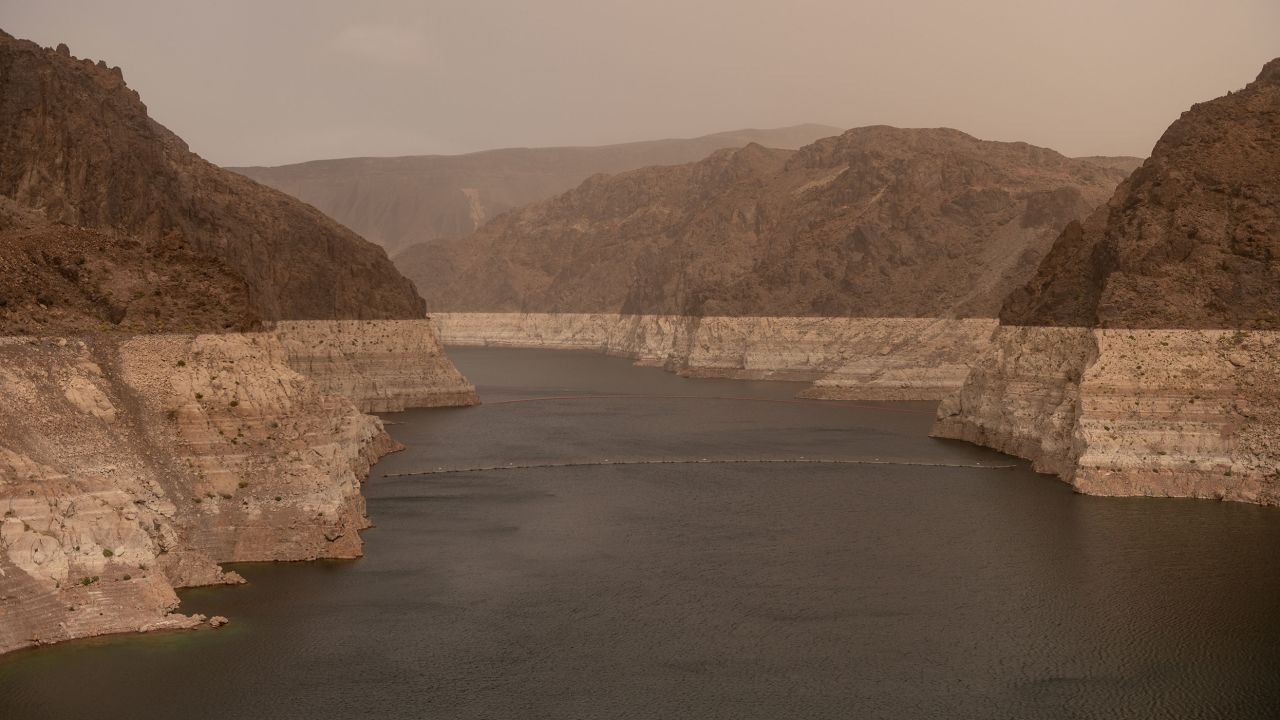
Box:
[274,320,479,412]
[935,58,1280,506]
[933,327,1280,505]
[435,312,996,399]
[0,321,477,655]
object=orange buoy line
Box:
[380,457,1016,478]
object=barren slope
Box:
[407,127,1131,317]
[1001,58,1280,329]
[232,124,843,257]
[0,31,423,320]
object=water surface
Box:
[2,348,1279,719]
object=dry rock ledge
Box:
[932,59,1280,506]
[0,320,476,655]
[932,327,1280,505]
[435,312,997,400]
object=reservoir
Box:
[2,347,1279,719]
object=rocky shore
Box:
[933,327,1280,505]
[0,320,477,655]
[934,58,1280,506]
[435,312,996,400]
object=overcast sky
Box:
[6,0,1277,167]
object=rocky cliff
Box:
[0,320,477,655]
[0,30,479,654]
[275,320,479,412]
[231,125,843,258]
[436,313,996,399]
[0,31,423,320]
[934,59,1280,505]
[408,127,1131,317]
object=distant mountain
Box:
[1002,59,1280,329]
[230,125,843,257]
[0,30,423,323]
[404,126,1133,317]
[1072,155,1145,173]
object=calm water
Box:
[2,347,1279,719]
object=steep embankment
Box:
[422,128,1131,397]
[436,313,996,400]
[231,125,842,258]
[0,32,422,320]
[0,31,478,654]
[0,319,477,655]
[934,58,1280,505]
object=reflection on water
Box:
[2,347,1279,719]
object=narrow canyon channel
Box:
[3,347,1280,719]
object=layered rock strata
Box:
[0,319,476,655]
[935,327,1280,504]
[274,320,479,412]
[435,312,996,399]
[933,59,1280,505]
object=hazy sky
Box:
[5,1,1277,166]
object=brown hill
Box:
[230,125,843,257]
[1001,58,1280,329]
[406,127,1131,317]
[0,30,423,321]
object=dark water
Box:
[3,347,1280,719]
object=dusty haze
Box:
[4,0,1277,166]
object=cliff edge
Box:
[935,59,1280,505]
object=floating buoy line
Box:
[483,393,936,415]
[381,457,1017,478]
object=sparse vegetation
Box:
[102,548,114,557]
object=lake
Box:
[2,347,1279,719]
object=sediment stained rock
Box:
[0,331,399,654]
[274,320,479,412]
[933,327,1280,505]
[934,58,1280,505]
[435,312,997,399]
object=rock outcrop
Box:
[275,320,479,412]
[0,30,423,320]
[934,59,1280,505]
[0,199,257,336]
[0,330,396,655]
[0,30,480,654]
[408,127,1132,317]
[0,318,477,655]
[231,125,844,258]
[436,313,996,399]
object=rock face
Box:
[436,313,996,399]
[0,319,476,655]
[231,125,844,258]
[0,199,258,336]
[0,30,423,320]
[408,127,1132,317]
[0,30,481,654]
[933,59,1280,505]
[1001,58,1280,330]
[275,320,479,412]
[418,131,1127,399]
[0,330,395,655]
